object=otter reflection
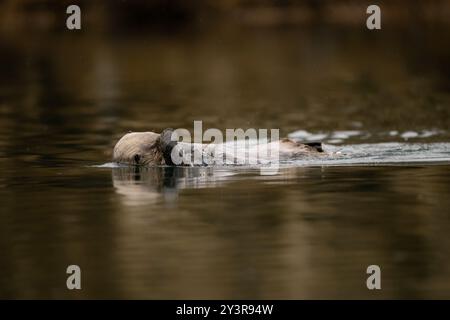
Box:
[112,166,235,206]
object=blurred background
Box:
[1,0,449,140]
[1,1,450,299]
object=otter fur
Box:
[113,129,324,166]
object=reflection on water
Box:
[108,164,450,299]
[2,162,450,299]
[1,13,450,299]
[112,166,236,206]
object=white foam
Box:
[92,162,125,168]
[419,129,442,138]
[288,129,446,143]
[401,131,419,139]
[331,130,361,139]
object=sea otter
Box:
[113,128,324,166]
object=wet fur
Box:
[113,129,324,166]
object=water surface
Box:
[1,24,450,299]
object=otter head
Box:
[113,129,178,166]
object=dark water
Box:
[1,25,450,299]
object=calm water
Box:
[1,25,450,299]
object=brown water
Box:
[1,25,450,299]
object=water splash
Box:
[281,142,450,166]
[288,129,446,144]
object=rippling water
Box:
[1,24,450,299]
